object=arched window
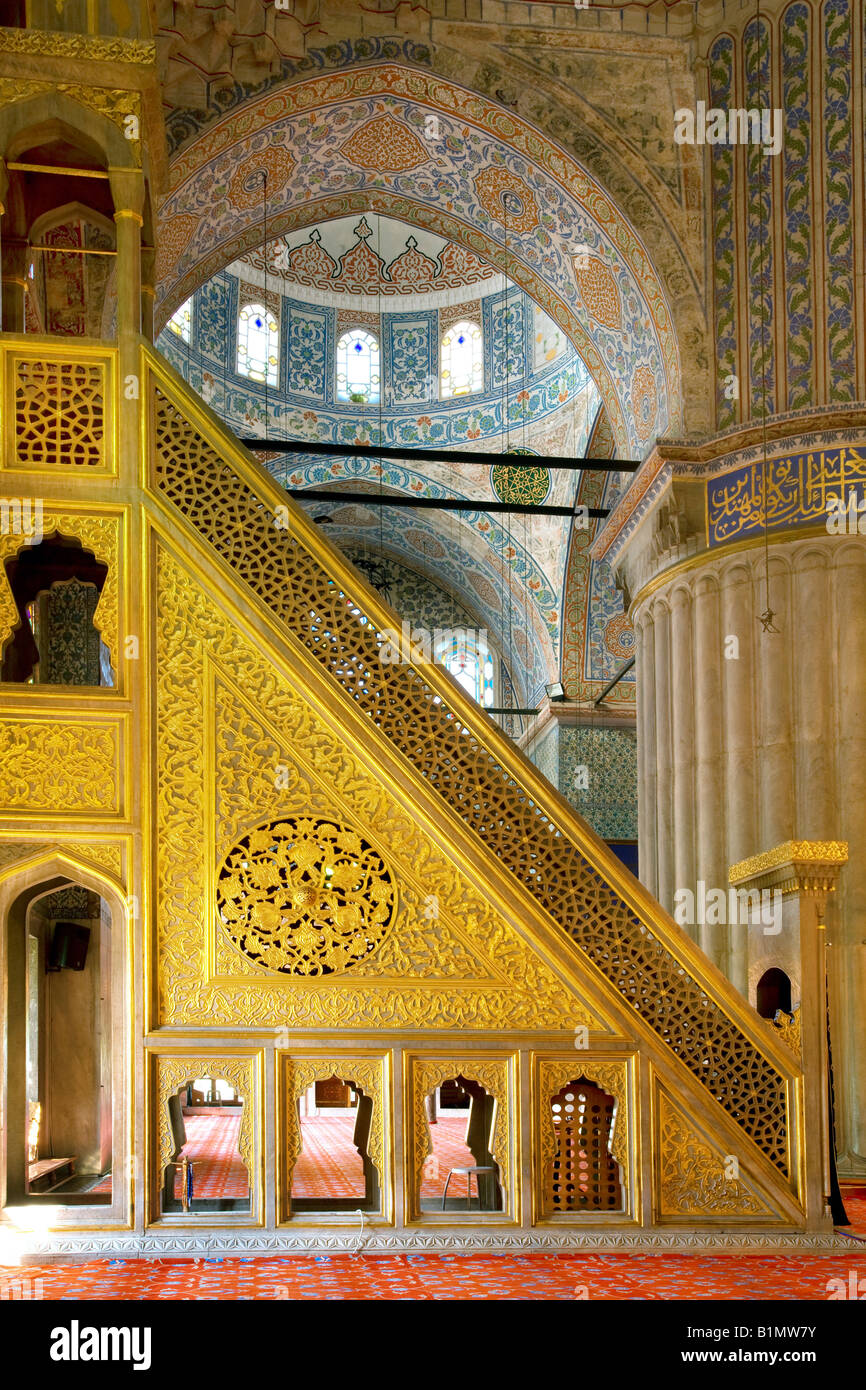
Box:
[440,320,483,399]
[434,629,495,708]
[336,329,380,404]
[167,297,192,343]
[237,301,279,386]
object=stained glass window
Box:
[168,297,192,343]
[237,301,279,386]
[440,320,483,399]
[336,329,380,404]
[434,630,495,707]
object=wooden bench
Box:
[28,1157,76,1193]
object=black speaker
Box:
[46,921,91,972]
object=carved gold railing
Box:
[146,356,794,1176]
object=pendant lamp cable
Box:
[260,169,270,446]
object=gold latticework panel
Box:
[155,1055,257,1204]
[282,1056,385,1199]
[657,1088,771,1218]
[0,509,120,672]
[411,1058,510,1213]
[538,1059,629,1179]
[217,818,396,976]
[9,355,110,472]
[151,382,789,1171]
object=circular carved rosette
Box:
[217,818,396,976]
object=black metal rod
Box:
[593,656,636,706]
[295,489,608,518]
[485,708,539,716]
[242,436,637,472]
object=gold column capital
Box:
[728,840,848,897]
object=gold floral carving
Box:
[657,1090,769,1217]
[0,29,156,63]
[0,510,119,672]
[155,1056,256,1200]
[283,1057,384,1197]
[0,839,123,883]
[154,544,596,1032]
[217,817,396,976]
[538,1059,630,1179]
[770,1010,801,1061]
[573,255,622,331]
[411,1058,509,1211]
[729,842,848,896]
[0,720,120,813]
[339,115,430,172]
[730,841,849,879]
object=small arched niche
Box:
[161,1077,250,1215]
[290,1073,380,1214]
[1,535,112,686]
[420,1075,502,1213]
[756,967,793,1020]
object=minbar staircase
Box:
[145,348,799,1191]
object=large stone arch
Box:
[157,63,683,457]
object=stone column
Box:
[670,586,695,923]
[730,841,848,1229]
[720,560,756,994]
[637,609,658,898]
[652,599,674,908]
[693,573,724,965]
[756,558,794,849]
[833,543,866,1176]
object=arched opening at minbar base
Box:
[290,1075,380,1213]
[161,1078,250,1215]
[420,1076,502,1213]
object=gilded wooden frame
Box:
[2,342,117,478]
[406,1053,515,1223]
[533,1054,636,1224]
[278,1052,389,1224]
[149,1051,263,1227]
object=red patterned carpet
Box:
[173,1111,248,1200]
[0,1187,861,1301]
[1,1250,865,1301]
[292,1116,366,1198]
